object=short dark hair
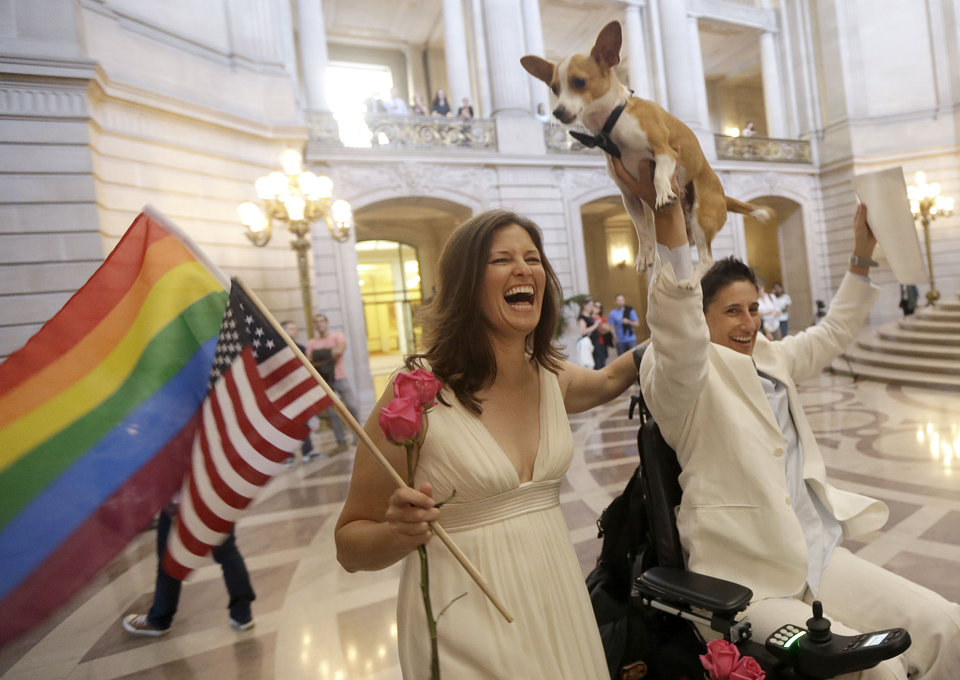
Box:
[700,256,758,311]
[408,209,564,414]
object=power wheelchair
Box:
[586,384,911,680]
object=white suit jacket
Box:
[639,261,888,602]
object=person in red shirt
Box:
[306,313,360,453]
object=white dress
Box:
[397,367,608,679]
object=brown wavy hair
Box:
[406,209,564,414]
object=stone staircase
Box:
[830,297,960,390]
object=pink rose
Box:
[379,396,423,444]
[731,655,766,680]
[700,639,741,680]
[393,369,443,410]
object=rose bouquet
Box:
[700,639,766,680]
[379,368,461,680]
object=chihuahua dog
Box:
[522,21,771,274]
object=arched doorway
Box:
[743,196,812,332]
[578,196,650,353]
[353,197,471,396]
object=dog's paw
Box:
[655,190,678,210]
[634,248,655,272]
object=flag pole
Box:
[235,278,514,623]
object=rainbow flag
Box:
[0,207,229,645]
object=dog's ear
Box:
[591,21,622,68]
[521,55,555,85]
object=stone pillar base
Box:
[307,110,342,146]
[494,114,546,155]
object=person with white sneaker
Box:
[122,496,255,636]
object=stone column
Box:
[482,0,544,153]
[655,1,708,130]
[296,0,339,143]
[647,0,669,105]
[469,0,493,118]
[624,2,651,100]
[521,0,549,114]
[442,0,472,110]
[760,29,788,138]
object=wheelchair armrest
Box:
[634,566,753,618]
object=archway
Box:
[353,197,471,396]
[743,196,812,332]
[578,196,650,363]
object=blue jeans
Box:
[146,511,255,629]
[326,377,360,444]
[617,339,636,355]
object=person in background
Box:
[411,92,427,116]
[576,299,599,369]
[457,96,474,119]
[335,209,643,678]
[306,313,360,454]
[899,284,919,317]
[633,153,960,678]
[383,87,408,116]
[122,496,255,636]
[591,300,612,369]
[281,320,319,465]
[608,294,640,355]
[741,120,757,137]
[535,102,551,122]
[757,277,782,340]
[430,89,452,117]
[772,282,792,337]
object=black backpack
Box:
[586,409,705,679]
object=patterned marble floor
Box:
[3,372,960,680]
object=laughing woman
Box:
[335,210,641,679]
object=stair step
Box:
[830,358,960,391]
[914,308,960,322]
[877,326,960,346]
[857,336,960,361]
[840,345,960,375]
[899,318,960,334]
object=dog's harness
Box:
[568,95,631,158]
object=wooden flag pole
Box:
[235,279,514,623]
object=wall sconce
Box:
[610,245,632,268]
[237,148,354,336]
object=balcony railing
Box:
[544,122,597,154]
[715,134,812,163]
[359,113,496,151]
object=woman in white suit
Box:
[631,166,960,678]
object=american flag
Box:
[162,280,330,579]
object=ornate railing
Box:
[715,134,812,163]
[544,122,598,154]
[359,113,496,151]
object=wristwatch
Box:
[849,255,879,267]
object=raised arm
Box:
[611,156,711,421]
[781,204,880,381]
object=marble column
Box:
[624,2,651,100]
[442,0,472,111]
[760,28,788,138]
[296,0,339,143]
[647,0,669,105]
[482,0,544,153]
[470,0,493,118]
[656,1,708,128]
[521,0,549,114]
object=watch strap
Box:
[849,255,879,267]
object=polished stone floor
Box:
[3,372,960,679]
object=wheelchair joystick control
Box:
[765,598,911,678]
[805,600,832,644]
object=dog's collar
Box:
[568,92,633,158]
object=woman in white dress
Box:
[335,210,642,679]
